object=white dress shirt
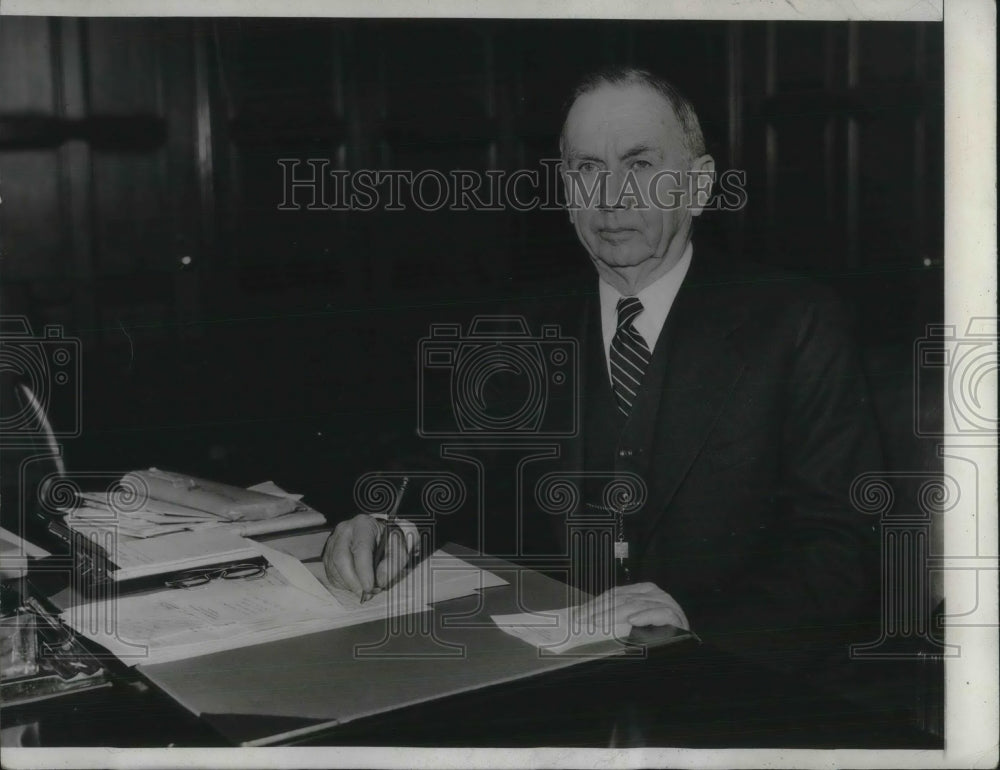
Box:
[599,241,693,383]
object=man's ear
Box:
[689,154,715,217]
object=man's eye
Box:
[630,159,653,170]
[577,161,598,173]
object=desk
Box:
[136,545,677,746]
[2,542,940,749]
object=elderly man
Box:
[325,67,881,673]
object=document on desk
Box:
[60,545,506,666]
[61,563,337,666]
[61,543,346,666]
[305,550,508,613]
[491,606,633,654]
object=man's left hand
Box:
[586,582,690,631]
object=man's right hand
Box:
[322,514,412,598]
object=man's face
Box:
[561,83,707,280]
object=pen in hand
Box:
[361,476,409,604]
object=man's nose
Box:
[598,169,631,210]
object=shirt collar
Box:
[599,240,694,359]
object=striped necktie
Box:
[610,296,651,418]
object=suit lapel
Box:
[545,252,749,555]
[633,255,748,553]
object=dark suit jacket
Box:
[394,245,883,677]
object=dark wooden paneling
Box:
[859,22,920,83]
[0,16,204,352]
[1,18,944,482]
[775,22,828,90]
[0,17,55,111]
[86,19,163,114]
[0,152,64,282]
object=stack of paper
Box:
[60,476,325,540]
[103,529,263,582]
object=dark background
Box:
[0,17,943,521]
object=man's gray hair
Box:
[561,66,707,160]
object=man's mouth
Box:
[597,227,636,242]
